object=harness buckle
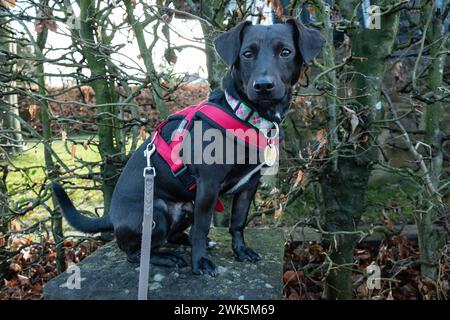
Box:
[172,163,188,177]
[262,122,279,141]
[263,122,279,167]
[143,135,157,177]
[143,167,156,177]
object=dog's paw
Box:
[126,251,141,264]
[152,252,188,268]
[192,257,218,277]
[233,246,261,262]
[166,255,188,269]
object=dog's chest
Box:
[220,165,260,195]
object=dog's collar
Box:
[225,91,274,135]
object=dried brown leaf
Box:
[28,104,38,120]
[315,128,327,142]
[140,126,147,141]
[61,130,67,142]
[283,270,297,285]
[274,204,283,220]
[9,262,22,273]
[293,170,304,189]
[387,290,394,300]
[351,113,359,134]
[71,142,76,160]
[2,0,16,8]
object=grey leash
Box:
[138,136,157,300]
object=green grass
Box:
[2,136,104,234]
[363,180,418,223]
[270,179,420,227]
[10,137,100,167]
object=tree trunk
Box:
[201,0,225,90]
[6,41,23,153]
[0,16,23,154]
[320,0,400,299]
[124,0,169,119]
[200,21,225,91]
[79,0,122,218]
[29,0,65,273]
[184,0,225,91]
[416,1,447,280]
[0,166,9,278]
[35,6,65,272]
[320,158,370,299]
[196,1,229,226]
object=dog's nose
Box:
[253,78,275,93]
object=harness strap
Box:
[150,101,278,211]
[225,162,265,195]
[196,106,269,149]
[153,101,273,175]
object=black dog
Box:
[52,19,324,276]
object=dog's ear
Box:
[214,21,252,66]
[287,19,325,64]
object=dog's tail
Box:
[52,181,113,233]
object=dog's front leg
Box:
[230,174,261,262]
[191,180,220,276]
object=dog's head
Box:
[214,19,324,123]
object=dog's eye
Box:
[242,50,253,59]
[280,48,292,58]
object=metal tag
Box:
[264,144,277,167]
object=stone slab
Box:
[44,228,284,300]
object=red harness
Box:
[151,100,272,211]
